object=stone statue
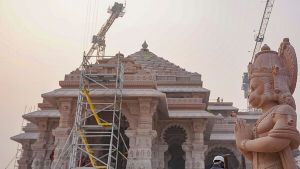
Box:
[234,38,300,169]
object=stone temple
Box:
[11,42,260,169]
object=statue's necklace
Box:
[253,105,279,138]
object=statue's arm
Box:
[243,133,290,153]
[243,113,294,153]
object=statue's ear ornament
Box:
[278,38,298,94]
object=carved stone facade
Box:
[31,118,57,169]
[12,42,252,169]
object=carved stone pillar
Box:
[51,127,70,168]
[52,98,74,168]
[18,140,35,169]
[125,98,158,169]
[157,144,168,169]
[31,118,56,169]
[191,145,207,169]
[182,143,193,169]
[151,140,158,169]
[125,129,157,169]
[191,119,208,169]
[57,98,74,128]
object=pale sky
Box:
[1,0,300,168]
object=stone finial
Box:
[142,41,149,51]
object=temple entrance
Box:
[167,144,185,169]
[205,147,239,169]
[163,125,187,169]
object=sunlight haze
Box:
[1,0,300,168]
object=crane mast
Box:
[87,2,125,58]
[251,0,275,62]
[242,0,275,101]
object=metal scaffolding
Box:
[67,52,126,169]
[53,2,127,169]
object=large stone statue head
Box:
[248,38,298,109]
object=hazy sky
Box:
[1,0,300,168]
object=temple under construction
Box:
[10,2,263,169]
[11,40,262,169]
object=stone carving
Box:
[125,99,158,169]
[234,38,300,169]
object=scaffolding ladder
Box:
[68,53,125,169]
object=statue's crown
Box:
[248,38,298,94]
[248,44,286,78]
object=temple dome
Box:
[127,41,201,77]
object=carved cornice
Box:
[157,81,203,86]
[167,98,203,104]
[59,80,157,89]
[168,105,206,110]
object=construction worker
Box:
[210,155,225,169]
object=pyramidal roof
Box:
[127,41,200,77]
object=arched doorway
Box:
[163,126,187,169]
[205,147,239,169]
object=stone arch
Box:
[160,123,191,144]
[162,125,187,169]
[205,144,240,160]
[204,146,239,169]
[163,125,187,145]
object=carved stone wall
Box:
[31,119,57,169]
[51,98,75,169]
[18,140,35,169]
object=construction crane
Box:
[242,0,275,102]
[87,2,125,58]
